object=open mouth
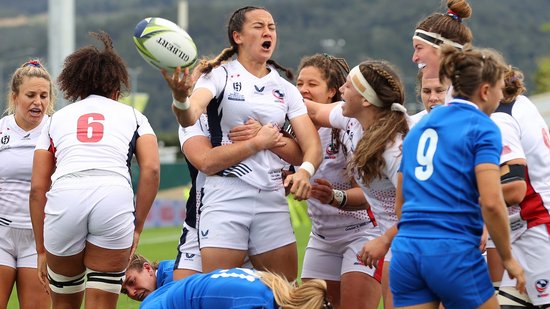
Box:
[262,41,271,49]
[29,108,42,115]
[417,63,426,69]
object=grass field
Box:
[8,200,383,308]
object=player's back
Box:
[398,99,502,245]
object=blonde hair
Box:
[259,271,329,309]
[5,59,56,116]
[127,253,159,272]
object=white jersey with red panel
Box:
[193,59,306,191]
[328,103,401,234]
[35,95,155,184]
[491,95,550,231]
[307,127,377,233]
[0,115,48,228]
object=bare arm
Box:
[284,114,322,200]
[310,179,369,210]
[132,134,161,254]
[476,163,526,293]
[304,99,339,128]
[500,158,527,206]
[162,67,213,127]
[29,149,55,289]
[183,124,285,176]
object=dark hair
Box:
[5,59,56,116]
[416,0,473,45]
[199,6,293,80]
[439,44,508,99]
[348,60,409,185]
[57,31,129,102]
[298,53,350,155]
[502,66,526,104]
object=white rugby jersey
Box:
[193,60,307,191]
[307,127,377,233]
[329,103,401,234]
[491,95,550,231]
[35,95,155,184]
[0,115,48,228]
[178,114,208,224]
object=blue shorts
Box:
[390,236,494,309]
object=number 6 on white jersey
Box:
[414,128,438,181]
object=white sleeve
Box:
[328,102,349,130]
[35,117,52,151]
[383,137,403,187]
[178,114,208,148]
[135,110,155,137]
[284,84,307,120]
[193,66,227,99]
[491,112,525,163]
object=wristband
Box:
[332,189,347,209]
[172,96,190,110]
[299,161,315,177]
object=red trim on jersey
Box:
[48,137,56,154]
[367,206,378,227]
[520,166,550,231]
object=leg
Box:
[201,247,247,273]
[250,242,298,281]
[173,269,200,280]
[486,248,504,292]
[16,267,51,309]
[0,265,16,309]
[476,294,500,309]
[46,250,86,309]
[83,242,130,309]
[382,262,395,309]
[341,271,381,309]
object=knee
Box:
[85,268,126,294]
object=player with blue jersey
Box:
[123,254,331,309]
[390,45,525,309]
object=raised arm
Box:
[304,99,339,128]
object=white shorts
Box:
[0,226,38,268]
[501,224,550,306]
[44,174,135,256]
[301,224,383,281]
[199,176,295,256]
[486,210,527,249]
[174,223,202,272]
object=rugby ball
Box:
[133,17,198,72]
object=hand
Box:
[129,231,141,260]
[310,178,334,205]
[252,123,286,150]
[36,252,50,294]
[359,235,390,268]
[161,66,192,102]
[229,118,262,142]
[479,225,488,253]
[284,169,312,201]
[503,258,526,294]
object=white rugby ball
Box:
[133,17,198,71]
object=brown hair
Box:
[416,0,473,45]
[57,31,129,102]
[298,53,350,155]
[439,44,508,99]
[259,271,329,309]
[502,66,526,104]
[348,60,409,186]
[199,6,294,80]
[5,59,56,116]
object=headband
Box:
[412,29,464,50]
[349,65,383,107]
